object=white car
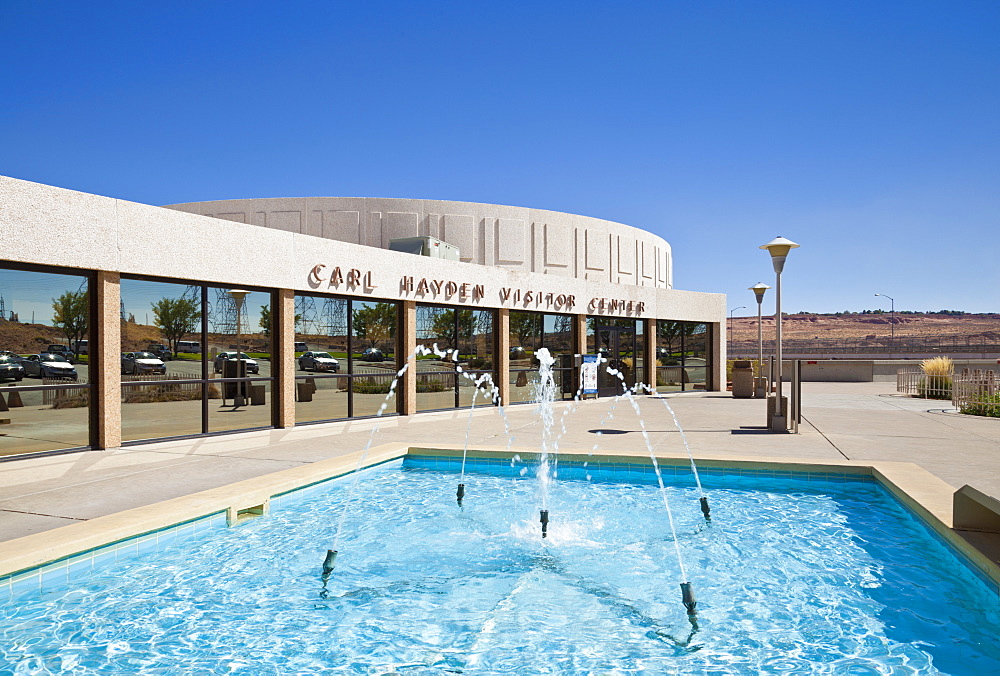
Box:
[214,352,260,374]
[297,351,340,372]
[121,351,167,375]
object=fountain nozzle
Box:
[456,483,465,505]
[680,582,697,615]
[322,549,338,577]
[699,496,711,521]
[540,509,549,538]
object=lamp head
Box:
[760,236,799,273]
[749,282,771,303]
[227,288,251,309]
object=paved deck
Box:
[1,381,998,543]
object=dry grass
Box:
[920,356,953,376]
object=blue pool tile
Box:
[115,540,139,562]
[10,573,39,596]
[67,556,93,582]
[39,564,68,589]
[92,546,116,568]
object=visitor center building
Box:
[0,175,725,459]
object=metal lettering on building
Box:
[308,265,378,292]
[587,298,645,315]
[498,288,576,311]
[399,276,485,303]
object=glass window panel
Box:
[462,309,494,371]
[350,300,397,375]
[0,385,91,457]
[122,383,204,442]
[208,378,273,432]
[508,367,539,404]
[415,372,456,412]
[352,373,400,418]
[458,370,498,408]
[0,266,92,456]
[295,375,349,422]
[543,314,574,356]
[510,311,542,355]
[295,295,347,375]
[685,323,709,390]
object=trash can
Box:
[731,360,754,398]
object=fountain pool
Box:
[2,453,999,674]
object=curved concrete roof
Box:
[165,197,672,289]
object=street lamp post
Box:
[749,283,770,397]
[875,293,895,351]
[227,289,250,407]
[760,237,799,432]
[728,306,746,359]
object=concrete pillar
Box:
[93,271,121,450]
[574,314,588,356]
[496,308,510,407]
[401,300,417,415]
[712,320,726,391]
[274,288,295,428]
[645,318,658,393]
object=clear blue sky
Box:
[2,1,997,316]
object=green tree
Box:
[352,302,396,350]
[152,297,200,357]
[51,290,88,351]
[430,308,479,356]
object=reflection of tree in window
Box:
[352,303,396,350]
[510,312,542,349]
[152,297,200,357]
[52,290,88,348]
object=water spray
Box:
[540,509,549,538]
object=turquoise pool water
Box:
[2,456,998,674]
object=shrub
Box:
[51,393,89,409]
[918,356,953,400]
[353,379,393,395]
[417,380,449,393]
[960,392,1000,418]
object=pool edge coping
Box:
[1,442,997,596]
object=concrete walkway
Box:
[1,381,998,543]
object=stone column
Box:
[93,271,121,450]
[645,318,658,393]
[574,313,588,356]
[496,308,510,407]
[274,288,295,428]
[401,300,417,415]
[711,321,726,391]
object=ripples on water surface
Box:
[2,460,999,674]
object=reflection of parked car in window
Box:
[294,341,308,353]
[21,353,78,380]
[46,344,76,363]
[121,352,167,375]
[213,352,259,374]
[145,343,173,361]
[73,339,89,355]
[298,351,340,372]
[360,347,384,362]
[0,355,25,381]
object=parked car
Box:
[0,355,25,381]
[294,341,309,353]
[360,347,384,362]
[21,353,78,380]
[121,351,167,375]
[213,352,259,374]
[46,344,76,363]
[298,351,340,372]
[145,343,173,361]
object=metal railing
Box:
[953,369,1000,418]
[732,333,1000,356]
[896,368,953,400]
